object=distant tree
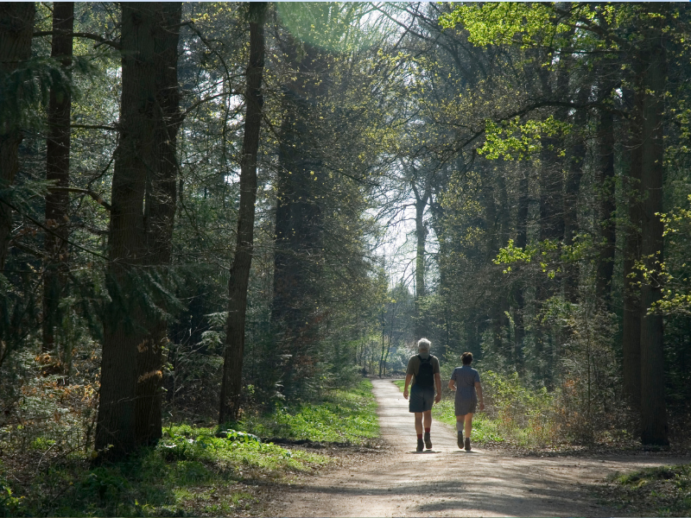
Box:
[43,2,75,355]
[219,2,267,424]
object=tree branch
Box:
[0,198,108,260]
[33,31,121,50]
[71,123,118,132]
[49,187,112,211]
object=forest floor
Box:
[256,379,691,517]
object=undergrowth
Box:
[598,464,691,516]
[0,379,379,516]
[0,425,326,517]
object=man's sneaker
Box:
[465,437,471,452]
[457,431,464,449]
[424,432,432,450]
[416,438,424,452]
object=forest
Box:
[1,1,691,515]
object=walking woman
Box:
[448,352,484,451]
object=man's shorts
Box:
[455,398,477,416]
[409,385,435,413]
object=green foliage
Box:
[0,375,379,516]
[480,116,570,161]
[439,3,564,49]
[0,425,326,517]
[439,3,626,54]
[0,55,94,132]
[647,195,691,316]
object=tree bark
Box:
[0,3,35,271]
[96,2,182,459]
[512,164,530,368]
[622,84,643,412]
[219,2,267,424]
[496,173,511,359]
[271,39,327,394]
[595,76,617,309]
[539,146,565,246]
[412,177,431,340]
[563,85,590,303]
[538,53,568,248]
[637,9,668,445]
[43,2,74,355]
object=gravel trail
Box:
[265,379,688,517]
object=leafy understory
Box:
[597,464,691,517]
[0,427,327,517]
[0,379,379,516]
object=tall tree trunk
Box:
[538,53,568,249]
[595,77,617,309]
[563,85,590,303]
[539,146,565,246]
[271,40,327,394]
[0,3,35,271]
[430,195,456,351]
[496,173,511,358]
[512,164,530,368]
[96,2,181,459]
[622,84,643,411]
[638,9,668,445]
[43,2,74,356]
[219,2,267,424]
[413,178,430,340]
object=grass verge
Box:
[234,379,379,445]
[597,464,691,516]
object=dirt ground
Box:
[259,379,689,517]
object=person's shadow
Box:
[407,450,441,454]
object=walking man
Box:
[403,338,441,452]
[448,352,484,451]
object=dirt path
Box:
[265,379,688,517]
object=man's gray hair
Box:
[417,338,431,350]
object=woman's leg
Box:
[455,414,464,447]
[464,413,474,438]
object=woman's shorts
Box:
[455,398,477,416]
[409,385,435,413]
